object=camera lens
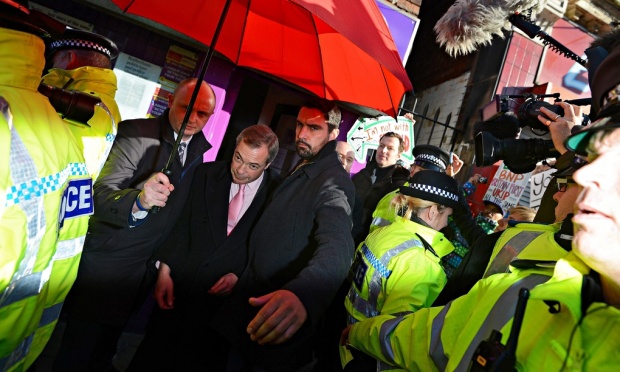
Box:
[518,100,564,131]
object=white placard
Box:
[483,162,532,212]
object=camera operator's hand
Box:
[537,102,581,154]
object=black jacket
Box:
[211,140,355,371]
[65,111,210,326]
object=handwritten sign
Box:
[529,168,555,210]
[347,116,415,163]
[483,162,532,213]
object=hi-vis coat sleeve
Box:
[347,269,552,371]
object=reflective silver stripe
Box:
[348,239,423,319]
[483,231,544,278]
[0,272,43,307]
[0,333,33,371]
[1,101,47,308]
[377,316,406,365]
[429,301,453,370]
[54,236,85,260]
[93,102,117,182]
[39,302,64,327]
[428,274,550,371]
[371,216,392,228]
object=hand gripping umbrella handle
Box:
[149,168,173,214]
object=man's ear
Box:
[168,93,174,108]
[64,51,79,70]
[329,128,340,141]
[264,162,271,169]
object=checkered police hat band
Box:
[50,39,111,58]
[409,182,459,202]
[415,153,445,169]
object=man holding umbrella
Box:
[53,78,216,371]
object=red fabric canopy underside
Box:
[113,0,412,117]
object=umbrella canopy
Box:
[111,0,412,117]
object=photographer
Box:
[532,101,586,223]
[433,100,587,305]
[537,101,584,155]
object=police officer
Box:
[0,1,91,370]
[342,171,460,371]
[42,27,121,181]
[340,43,620,372]
[370,144,451,231]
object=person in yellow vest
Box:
[342,170,460,371]
[41,27,121,182]
[370,144,451,233]
[340,50,620,370]
[0,1,91,370]
[30,27,122,371]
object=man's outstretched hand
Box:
[246,290,307,345]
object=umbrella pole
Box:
[151,0,234,213]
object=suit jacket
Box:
[153,161,279,301]
[64,111,211,326]
[211,140,355,370]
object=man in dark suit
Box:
[212,101,355,371]
[127,124,280,370]
[52,78,216,371]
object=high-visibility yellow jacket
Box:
[347,252,619,371]
[41,66,121,182]
[342,218,454,370]
[483,222,568,278]
[369,188,400,234]
[0,28,90,371]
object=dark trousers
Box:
[128,301,229,371]
[312,280,350,372]
[52,318,124,372]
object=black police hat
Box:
[48,28,119,60]
[0,0,49,37]
[412,144,451,172]
[399,170,460,210]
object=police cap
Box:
[399,170,460,210]
[48,28,119,60]
[412,144,451,173]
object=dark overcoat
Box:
[211,140,355,371]
[64,110,210,326]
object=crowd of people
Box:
[2,0,620,371]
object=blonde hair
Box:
[507,206,536,222]
[389,194,446,221]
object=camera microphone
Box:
[434,0,546,57]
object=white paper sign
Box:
[483,162,532,212]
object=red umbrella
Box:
[111,0,412,118]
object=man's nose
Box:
[298,126,309,138]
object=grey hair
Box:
[236,124,279,164]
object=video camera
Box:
[480,93,564,132]
[475,93,590,174]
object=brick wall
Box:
[390,0,422,16]
[411,72,470,149]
